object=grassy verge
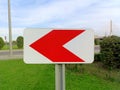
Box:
[66,63,120,90]
[0,60,55,90]
[66,71,120,90]
[66,63,120,83]
[0,59,120,90]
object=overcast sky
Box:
[0,0,120,40]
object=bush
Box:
[95,38,100,45]
[94,53,102,62]
[16,36,23,48]
[0,37,5,49]
[100,36,120,69]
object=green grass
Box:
[0,60,55,90]
[66,63,120,83]
[66,70,120,90]
[0,59,120,90]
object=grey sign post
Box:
[55,64,65,90]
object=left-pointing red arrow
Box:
[30,30,85,62]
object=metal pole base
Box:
[55,64,65,90]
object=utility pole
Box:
[8,0,12,56]
[110,20,112,36]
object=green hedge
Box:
[100,36,120,69]
[94,53,102,62]
[95,38,100,45]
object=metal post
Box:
[55,64,65,90]
[8,0,13,56]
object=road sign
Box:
[24,28,94,64]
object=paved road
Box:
[94,45,100,54]
[0,50,23,60]
[0,50,23,56]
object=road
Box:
[0,50,23,60]
[0,50,23,56]
[94,45,100,54]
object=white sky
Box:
[0,0,120,40]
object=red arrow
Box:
[30,30,85,62]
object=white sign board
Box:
[24,28,94,64]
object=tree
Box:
[100,35,120,69]
[16,36,23,48]
[0,37,5,49]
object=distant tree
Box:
[16,36,23,48]
[0,37,5,49]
